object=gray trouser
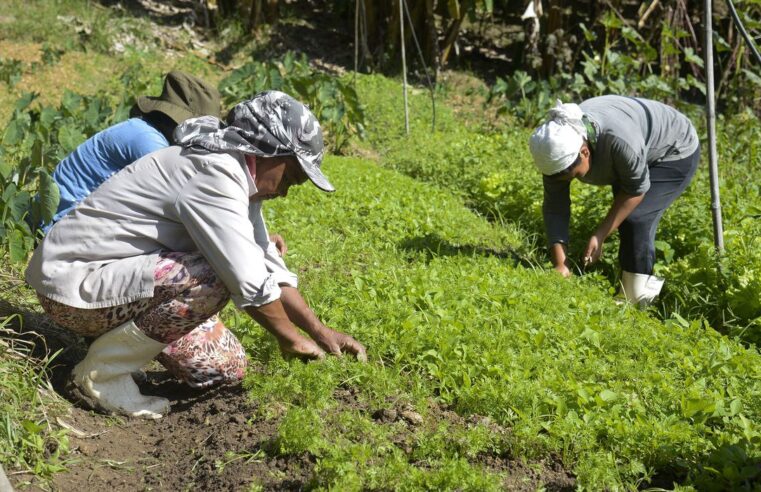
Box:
[615,148,700,274]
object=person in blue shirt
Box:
[45,71,267,393]
[48,71,221,230]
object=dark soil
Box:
[11,376,312,491]
[11,377,575,491]
[3,282,575,491]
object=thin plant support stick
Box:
[704,0,724,253]
[726,0,761,66]
[354,0,359,82]
[399,0,410,135]
[403,0,436,132]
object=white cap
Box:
[528,100,587,175]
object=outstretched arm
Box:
[245,300,326,360]
[584,190,645,264]
[279,286,367,361]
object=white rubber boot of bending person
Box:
[620,271,665,308]
[71,320,170,419]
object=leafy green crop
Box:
[0,66,160,264]
[230,155,761,490]
[357,73,761,344]
[218,52,365,153]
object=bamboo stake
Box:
[354,0,359,79]
[638,0,660,29]
[399,0,409,135]
[704,0,725,253]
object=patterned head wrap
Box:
[174,90,333,192]
[528,100,587,175]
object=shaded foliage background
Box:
[207,0,760,115]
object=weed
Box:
[0,321,69,478]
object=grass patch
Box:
[0,321,69,478]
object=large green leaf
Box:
[57,124,87,153]
[39,106,60,129]
[3,119,25,146]
[14,91,36,112]
[3,182,18,202]
[7,227,27,263]
[0,158,13,180]
[61,90,82,115]
[10,189,30,221]
[37,171,60,223]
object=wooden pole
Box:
[704,0,724,253]
[400,0,410,135]
[354,0,359,78]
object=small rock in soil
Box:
[400,410,423,425]
[372,408,398,423]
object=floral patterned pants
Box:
[37,252,247,388]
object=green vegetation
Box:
[0,320,69,478]
[231,155,761,489]
[0,0,760,489]
[355,73,761,345]
[219,52,365,152]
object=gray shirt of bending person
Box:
[542,95,699,246]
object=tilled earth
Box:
[10,367,575,491]
[12,366,316,491]
[3,297,576,491]
[48,378,313,491]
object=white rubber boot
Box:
[70,320,170,419]
[620,271,665,308]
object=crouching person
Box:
[25,91,366,419]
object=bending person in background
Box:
[528,96,700,306]
[40,72,283,394]
[26,91,366,419]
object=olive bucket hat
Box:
[133,71,221,125]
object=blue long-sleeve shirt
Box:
[47,118,168,230]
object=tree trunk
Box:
[439,13,465,67]
[424,0,439,78]
[248,0,262,32]
[541,0,565,77]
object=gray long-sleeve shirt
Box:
[542,95,699,246]
[26,146,297,309]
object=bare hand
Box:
[270,234,287,257]
[554,263,572,278]
[279,336,325,361]
[312,326,368,362]
[584,233,605,265]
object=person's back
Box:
[579,95,698,166]
[50,118,169,229]
[45,71,221,232]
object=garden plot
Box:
[4,153,761,490]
